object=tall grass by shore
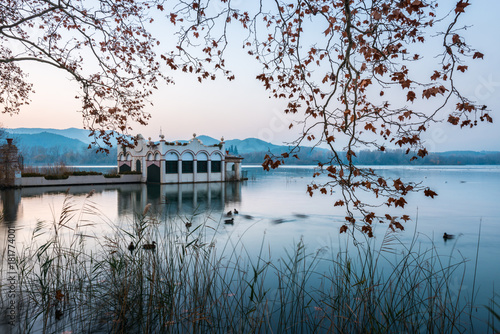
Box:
[0,192,493,333]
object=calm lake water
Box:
[1,165,500,331]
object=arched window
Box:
[165,152,179,174]
[135,160,142,173]
[197,152,208,173]
[154,153,160,161]
[211,152,222,173]
[146,153,153,161]
[182,152,194,174]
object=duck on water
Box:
[443,233,455,240]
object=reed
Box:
[486,293,500,333]
[1,193,486,333]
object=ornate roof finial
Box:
[220,136,224,142]
[193,133,197,138]
[159,127,165,140]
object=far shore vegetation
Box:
[15,145,500,167]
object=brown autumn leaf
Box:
[395,197,407,208]
[407,91,416,102]
[448,115,460,125]
[424,188,438,198]
[401,215,411,222]
[455,1,470,14]
[473,52,484,59]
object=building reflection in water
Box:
[117,182,242,218]
[0,181,242,230]
[0,188,21,224]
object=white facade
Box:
[117,134,243,184]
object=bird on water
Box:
[224,218,234,224]
[143,241,156,250]
[128,242,135,254]
[443,233,455,240]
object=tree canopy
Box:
[1,0,169,148]
[167,0,490,236]
[1,0,491,236]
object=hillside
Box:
[2,128,500,166]
[10,132,88,150]
[225,138,284,154]
[3,130,114,165]
[5,128,311,155]
[180,135,289,154]
[7,127,93,144]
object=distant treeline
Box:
[241,149,500,165]
[20,146,116,166]
[17,145,500,166]
[354,150,500,165]
[241,148,332,165]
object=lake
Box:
[1,165,500,332]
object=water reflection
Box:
[1,189,21,224]
[116,182,242,217]
[0,167,499,333]
[0,182,242,229]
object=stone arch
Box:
[165,151,180,160]
[181,151,194,174]
[181,151,195,160]
[165,151,180,174]
[197,152,208,160]
[197,152,209,173]
[211,152,222,173]
[211,152,223,161]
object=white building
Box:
[117,134,243,184]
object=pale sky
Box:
[3,1,499,152]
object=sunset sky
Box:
[3,1,499,152]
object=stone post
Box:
[0,139,21,188]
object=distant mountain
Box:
[196,135,221,146]
[225,138,284,153]
[5,128,297,154]
[172,135,297,154]
[6,127,93,144]
[1,128,330,165]
[5,127,123,147]
[4,127,499,166]
[2,131,114,165]
[8,132,88,150]
[196,135,312,154]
